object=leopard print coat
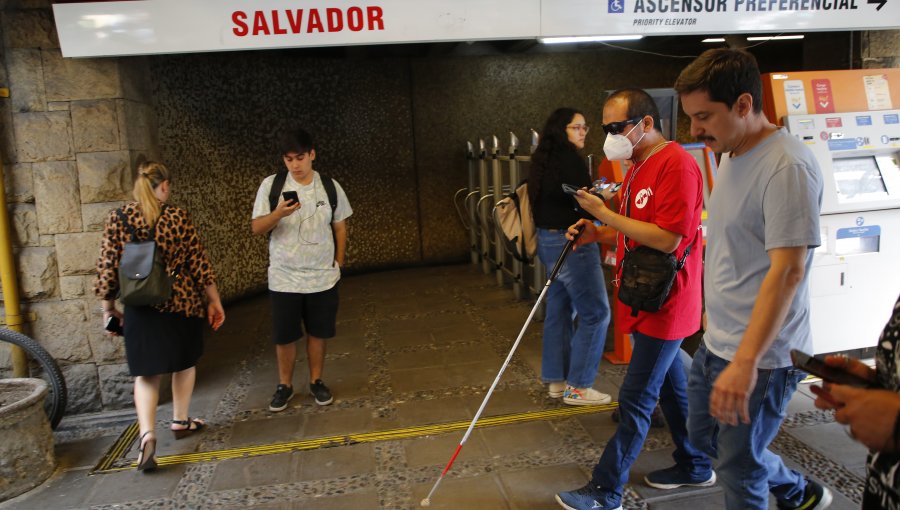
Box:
[94,201,217,318]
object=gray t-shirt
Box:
[704,128,823,369]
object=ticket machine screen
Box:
[832,156,888,202]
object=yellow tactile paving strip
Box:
[91,402,619,474]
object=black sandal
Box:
[136,431,157,472]
[171,417,205,440]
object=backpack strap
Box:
[268,170,289,212]
[318,174,340,263]
[115,208,137,242]
[319,173,338,222]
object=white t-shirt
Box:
[252,171,353,294]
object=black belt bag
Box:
[617,244,690,316]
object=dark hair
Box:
[606,88,662,133]
[674,48,763,114]
[528,107,582,209]
[278,128,315,155]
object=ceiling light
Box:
[702,38,726,43]
[539,35,644,44]
[746,35,805,41]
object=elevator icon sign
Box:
[609,0,625,13]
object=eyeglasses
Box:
[566,124,590,133]
[601,116,644,135]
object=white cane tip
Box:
[420,498,431,507]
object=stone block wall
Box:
[0,3,159,413]
[862,30,900,69]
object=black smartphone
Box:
[104,315,124,336]
[282,191,299,204]
[561,183,581,195]
[607,182,623,193]
[790,349,874,388]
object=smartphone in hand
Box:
[282,191,299,204]
[104,315,124,336]
[790,349,874,388]
[561,183,581,196]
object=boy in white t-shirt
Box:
[251,128,353,412]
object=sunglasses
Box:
[601,116,644,135]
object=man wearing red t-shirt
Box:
[554,89,712,510]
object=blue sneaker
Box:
[555,484,622,510]
[644,465,716,489]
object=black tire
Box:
[0,328,67,429]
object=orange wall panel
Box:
[762,69,900,125]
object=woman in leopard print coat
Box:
[95,161,225,472]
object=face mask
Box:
[603,124,646,160]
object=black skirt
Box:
[123,306,204,377]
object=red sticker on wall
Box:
[812,79,835,114]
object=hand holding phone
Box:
[104,315,124,336]
[563,182,621,200]
[282,191,299,204]
[809,384,842,408]
[592,181,622,200]
[790,349,875,388]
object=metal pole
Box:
[0,160,28,376]
[466,141,479,265]
[478,139,491,275]
[508,131,525,300]
[490,135,505,286]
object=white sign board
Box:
[542,0,897,37]
[54,0,899,58]
[54,0,542,57]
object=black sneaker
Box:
[268,384,293,412]
[309,379,333,406]
[776,478,833,510]
[644,465,716,489]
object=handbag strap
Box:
[623,183,699,270]
[115,208,137,242]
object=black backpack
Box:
[267,171,339,247]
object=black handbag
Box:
[116,207,177,307]
[616,181,696,316]
[617,245,690,316]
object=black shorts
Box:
[270,284,339,344]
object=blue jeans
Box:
[536,229,610,389]
[687,343,808,509]
[590,332,712,505]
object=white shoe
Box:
[562,386,612,406]
[548,381,567,398]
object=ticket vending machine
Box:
[784,109,900,353]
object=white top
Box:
[252,171,353,294]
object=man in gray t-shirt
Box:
[675,49,830,510]
[704,128,822,369]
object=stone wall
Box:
[0,2,159,413]
[862,30,900,69]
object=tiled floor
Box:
[2,264,868,509]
